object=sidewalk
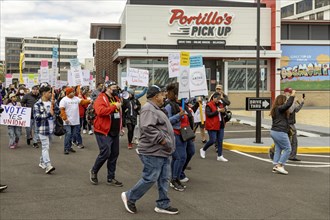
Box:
[223,110,330,154]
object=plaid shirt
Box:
[34,99,56,136]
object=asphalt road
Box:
[0,123,329,220]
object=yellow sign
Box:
[180,51,190,66]
[19,53,24,83]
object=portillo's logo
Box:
[169,9,234,38]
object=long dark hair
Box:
[270,95,289,118]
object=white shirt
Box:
[59,96,81,125]
[193,101,206,123]
[42,101,54,133]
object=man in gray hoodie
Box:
[121,85,179,215]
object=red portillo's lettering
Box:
[169,9,234,26]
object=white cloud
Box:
[0,0,126,63]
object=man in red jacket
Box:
[89,80,123,186]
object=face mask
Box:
[111,89,119,96]
[20,90,24,94]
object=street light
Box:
[255,0,262,143]
[57,34,61,80]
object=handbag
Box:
[180,126,196,141]
[224,111,232,123]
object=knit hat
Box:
[66,87,75,96]
[284,87,293,93]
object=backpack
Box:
[53,114,66,136]
[86,102,96,125]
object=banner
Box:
[190,55,203,68]
[127,68,149,87]
[180,51,190,66]
[0,105,31,127]
[168,53,180,78]
[189,66,208,97]
[178,66,190,99]
[5,74,13,88]
[19,53,24,83]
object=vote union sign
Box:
[245,98,271,111]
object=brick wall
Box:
[95,41,120,84]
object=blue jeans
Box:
[180,139,195,180]
[8,126,22,146]
[26,118,39,144]
[39,134,53,166]
[203,129,225,156]
[171,134,187,180]
[92,133,120,180]
[64,125,81,150]
[126,155,171,209]
[270,130,292,165]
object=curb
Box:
[223,142,330,154]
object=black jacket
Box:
[122,97,141,125]
[21,92,40,118]
[271,96,294,133]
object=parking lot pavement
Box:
[1,124,329,220]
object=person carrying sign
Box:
[6,93,22,149]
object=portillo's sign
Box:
[169,9,234,38]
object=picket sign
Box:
[0,105,31,127]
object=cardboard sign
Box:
[0,105,31,127]
[178,66,190,99]
[168,53,180,78]
[190,55,203,68]
[127,68,149,87]
[39,67,49,83]
[189,66,208,97]
[81,70,91,87]
[5,74,12,88]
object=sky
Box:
[0,0,293,64]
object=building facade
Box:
[5,37,23,75]
[281,0,330,20]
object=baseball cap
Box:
[146,85,163,99]
[284,87,293,93]
[104,80,117,88]
[9,93,16,99]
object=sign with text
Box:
[67,70,83,86]
[81,70,91,87]
[39,67,49,83]
[180,51,190,66]
[177,39,226,46]
[168,53,180,78]
[127,68,149,87]
[190,55,203,68]
[245,97,271,111]
[0,105,31,127]
[178,66,190,99]
[5,74,12,88]
[40,60,48,68]
[189,66,208,97]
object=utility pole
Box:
[57,35,61,80]
[255,0,262,143]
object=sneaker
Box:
[64,149,69,155]
[71,142,78,147]
[77,144,85,149]
[180,177,189,183]
[9,145,16,149]
[217,156,228,162]
[33,143,39,148]
[83,129,87,134]
[88,130,93,135]
[274,166,288,175]
[202,139,207,144]
[89,169,98,185]
[69,148,76,153]
[45,165,55,174]
[39,163,47,169]
[169,179,185,192]
[121,192,137,214]
[107,178,123,187]
[0,184,8,192]
[154,206,179,215]
[177,179,187,189]
[128,143,133,149]
[200,148,206,159]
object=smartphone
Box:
[302,93,305,99]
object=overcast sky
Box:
[0,0,291,63]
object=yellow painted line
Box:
[223,142,330,154]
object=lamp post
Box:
[255,0,262,143]
[57,35,61,80]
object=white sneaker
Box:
[39,163,47,169]
[274,166,288,175]
[88,130,93,135]
[180,177,189,183]
[200,148,206,159]
[83,129,87,134]
[45,164,55,174]
[217,156,228,162]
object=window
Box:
[309,14,316,20]
[317,12,324,20]
[281,4,294,18]
[315,0,330,9]
[228,68,246,90]
[296,0,313,14]
[290,25,309,39]
[311,25,329,40]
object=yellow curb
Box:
[223,142,330,154]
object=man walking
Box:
[121,85,179,215]
[89,81,123,186]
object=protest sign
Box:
[180,51,190,66]
[52,47,58,69]
[168,53,180,78]
[127,68,149,87]
[5,74,12,88]
[39,66,49,83]
[121,77,127,89]
[190,55,203,68]
[81,70,91,87]
[40,60,48,68]
[189,66,208,97]
[0,105,31,127]
[178,66,190,99]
